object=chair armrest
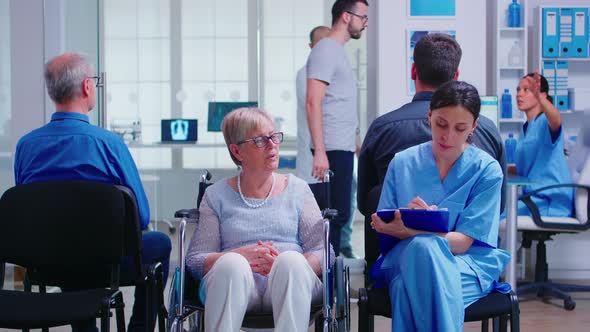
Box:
[519,183,590,231]
[174,208,199,220]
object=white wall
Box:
[373,0,487,115]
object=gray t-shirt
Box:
[295,65,318,183]
[306,37,358,152]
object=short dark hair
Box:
[413,33,462,88]
[331,0,369,25]
[309,26,329,43]
[430,81,481,121]
[524,73,553,104]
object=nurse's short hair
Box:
[430,80,481,121]
[221,107,275,166]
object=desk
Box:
[504,176,534,290]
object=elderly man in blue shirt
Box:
[14,52,171,332]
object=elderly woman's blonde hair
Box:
[221,107,275,166]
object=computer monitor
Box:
[207,101,258,132]
[479,96,499,128]
[161,119,198,143]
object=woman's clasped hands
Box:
[232,240,279,276]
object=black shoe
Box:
[340,246,359,259]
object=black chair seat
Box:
[363,287,512,321]
[464,292,514,322]
[0,288,118,329]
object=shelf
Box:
[500,27,525,32]
[500,66,526,71]
[499,118,524,124]
[541,57,590,62]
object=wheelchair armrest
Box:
[519,183,590,231]
[174,208,199,220]
[322,208,338,219]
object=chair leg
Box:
[503,317,510,332]
[511,311,520,332]
[492,317,500,332]
[480,318,489,332]
[157,271,167,332]
[314,315,323,332]
[115,293,126,332]
[101,297,112,332]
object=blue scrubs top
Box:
[374,142,510,293]
[515,113,574,217]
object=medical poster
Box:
[406,30,456,95]
[409,0,455,17]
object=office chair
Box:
[508,115,590,310]
[0,180,167,331]
[167,170,350,332]
[358,185,520,332]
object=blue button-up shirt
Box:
[14,112,150,229]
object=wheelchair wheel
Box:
[167,268,182,331]
[334,257,350,331]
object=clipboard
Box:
[377,208,450,233]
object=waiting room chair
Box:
[358,185,520,332]
[0,180,166,331]
[167,170,350,332]
[506,114,590,310]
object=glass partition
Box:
[44,0,101,125]
[0,0,13,194]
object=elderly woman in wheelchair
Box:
[185,107,335,331]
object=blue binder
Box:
[571,8,588,57]
[377,208,450,233]
[376,208,450,255]
[541,61,556,101]
[558,8,574,57]
[555,61,569,111]
[543,8,560,58]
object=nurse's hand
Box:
[407,196,437,210]
[524,72,543,101]
[371,210,410,239]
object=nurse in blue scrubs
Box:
[371,81,511,331]
[514,72,574,217]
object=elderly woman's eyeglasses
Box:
[238,132,284,148]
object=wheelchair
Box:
[167,170,350,332]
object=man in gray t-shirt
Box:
[305,0,368,255]
[296,26,330,184]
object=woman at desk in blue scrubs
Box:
[370,81,510,331]
[514,72,574,216]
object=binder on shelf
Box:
[542,8,560,57]
[571,8,588,57]
[541,60,556,101]
[555,61,569,111]
[558,8,574,57]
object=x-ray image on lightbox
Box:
[161,119,198,143]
